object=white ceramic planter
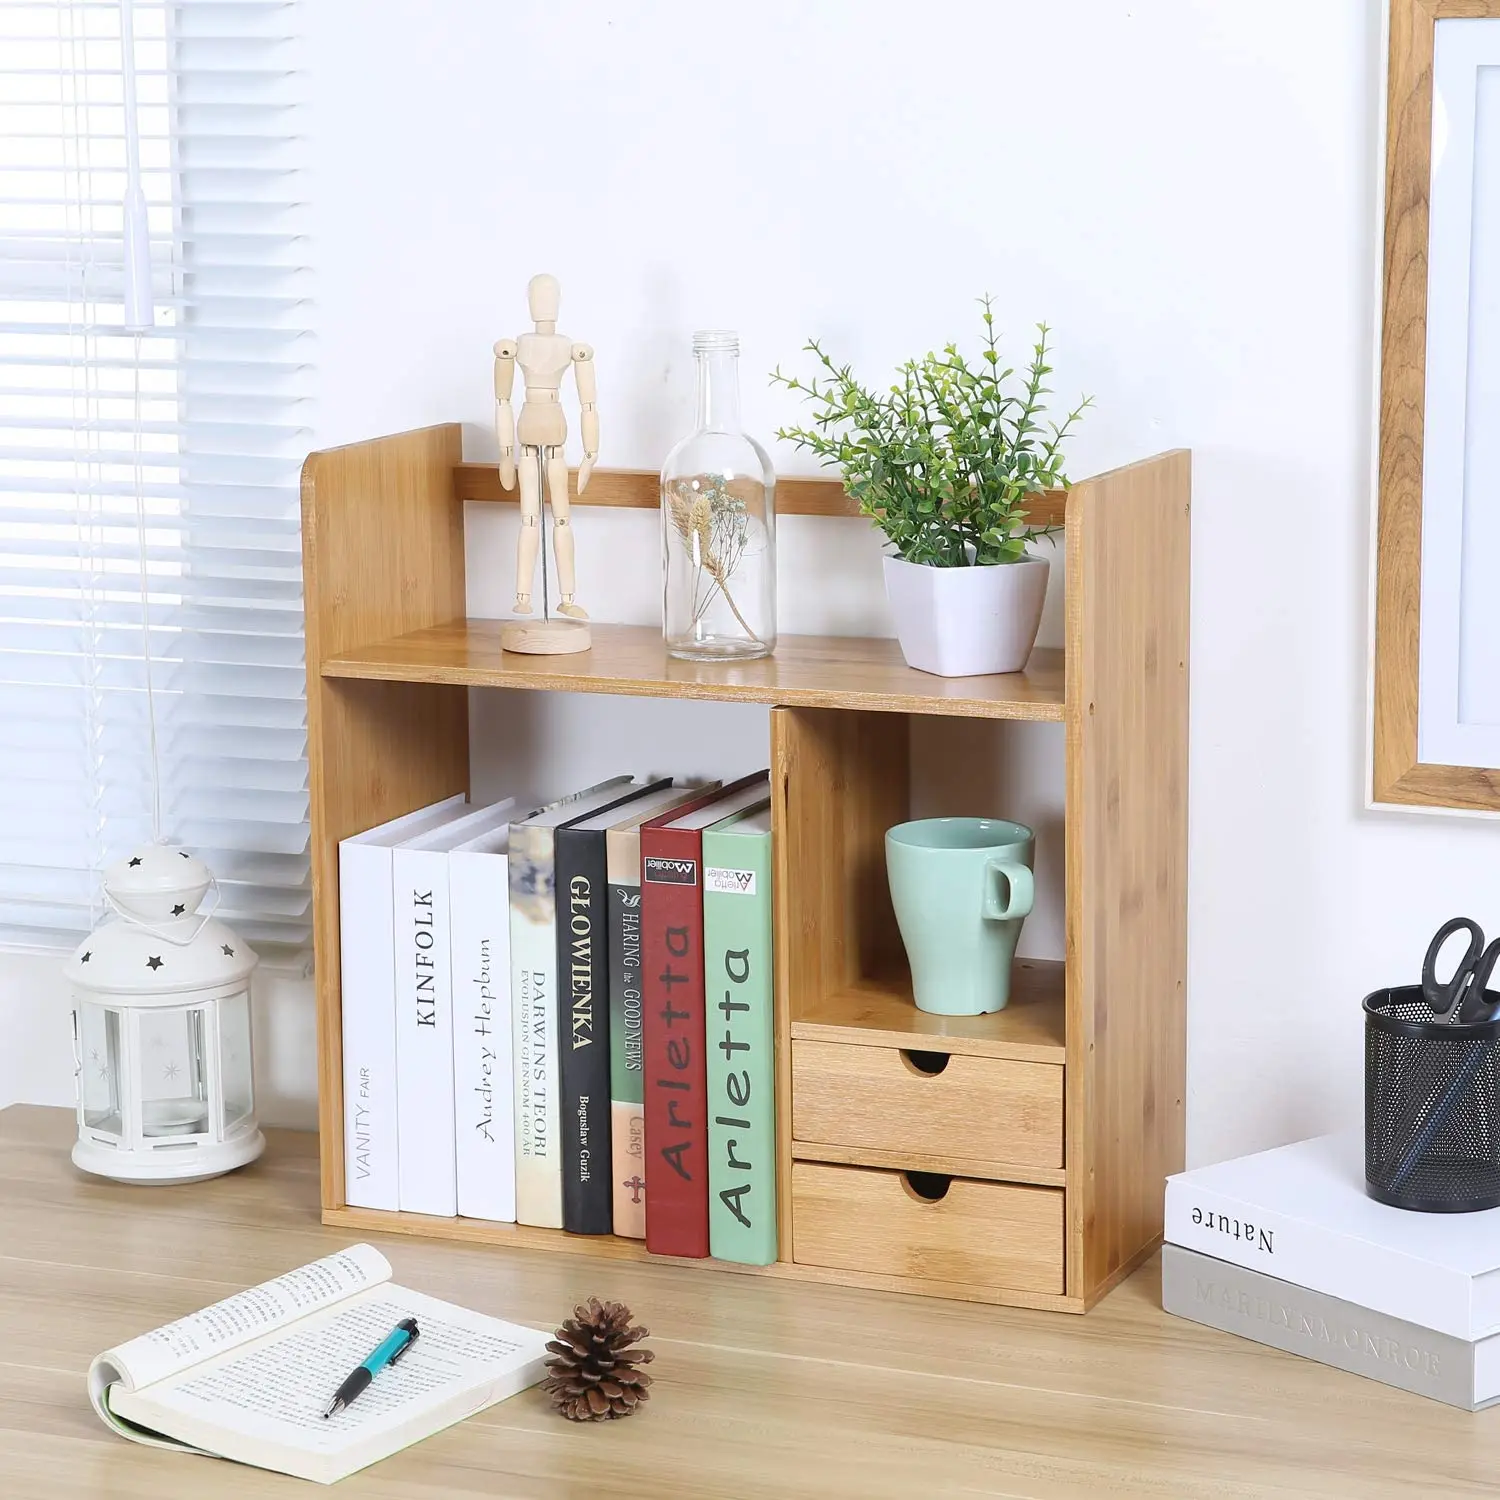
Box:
[882,554,1049,677]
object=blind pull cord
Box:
[120,0,153,333]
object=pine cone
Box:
[542,1297,655,1421]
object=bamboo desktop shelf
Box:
[302,424,1190,1315]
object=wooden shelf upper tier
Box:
[322,620,1066,721]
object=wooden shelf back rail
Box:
[454,461,1068,530]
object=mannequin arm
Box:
[493,339,517,490]
[572,342,598,493]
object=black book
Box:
[554,780,681,1234]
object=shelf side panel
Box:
[773,707,909,1259]
[1064,450,1191,1304]
[301,426,470,1211]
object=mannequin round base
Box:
[500,619,592,655]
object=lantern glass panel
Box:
[219,989,254,1133]
[137,1006,212,1138]
[78,1004,123,1136]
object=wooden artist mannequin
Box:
[494,274,597,652]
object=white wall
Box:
[8,0,1500,1170]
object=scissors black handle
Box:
[1422,917,1486,1018]
[1455,938,1500,1023]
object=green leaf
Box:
[771,301,1089,560]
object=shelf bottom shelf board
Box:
[322,1205,1085,1313]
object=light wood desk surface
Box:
[2,1104,1497,1499]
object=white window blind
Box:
[0,0,312,950]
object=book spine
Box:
[1165,1179,1476,1339]
[1162,1244,1485,1409]
[337,842,399,1210]
[608,870,647,1238]
[449,848,515,1222]
[509,825,563,1228]
[392,847,457,1216]
[702,827,776,1264]
[640,826,709,1257]
[555,826,613,1234]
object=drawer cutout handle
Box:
[900,1049,950,1077]
[901,1171,952,1204]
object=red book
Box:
[640,773,770,1257]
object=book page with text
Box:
[113,1285,550,1483]
[89,1244,392,1448]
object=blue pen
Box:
[322,1317,420,1418]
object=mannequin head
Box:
[527,273,561,329]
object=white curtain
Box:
[0,0,311,949]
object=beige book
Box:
[89,1243,549,1484]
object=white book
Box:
[509,777,659,1228]
[338,795,468,1210]
[1163,1244,1500,1411]
[90,1243,548,1485]
[450,821,517,1223]
[1166,1133,1500,1340]
[391,800,516,1218]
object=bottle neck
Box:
[695,347,741,432]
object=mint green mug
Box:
[885,818,1035,1015]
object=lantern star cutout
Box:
[222,944,235,957]
[163,1061,180,1081]
[146,955,164,971]
[128,857,142,868]
[171,904,186,916]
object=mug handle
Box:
[984,859,1035,922]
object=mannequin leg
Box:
[547,449,588,620]
[514,447,541,614]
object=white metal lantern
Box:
[64,845,264,1184]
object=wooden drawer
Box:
[791,1039,1063,1169]
[791,1161,1064,1293]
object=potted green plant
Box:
[772,299,1090,677]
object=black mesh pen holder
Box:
[1365,984,1500,1212]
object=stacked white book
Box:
[338,794,469,1212]
[1164,1134,1500,1409]
[339,795,521,1221]
[391,800,516,1217]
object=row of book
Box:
[338,772,777,1264]
[1164,1135,1500,1409]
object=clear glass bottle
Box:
[661,331,776,660]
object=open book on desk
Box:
[88,1243,550,1485]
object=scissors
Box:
[1421,917,1500,1024]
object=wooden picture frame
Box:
[1373,0,1500,811]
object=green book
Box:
[702,802,776,1265]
